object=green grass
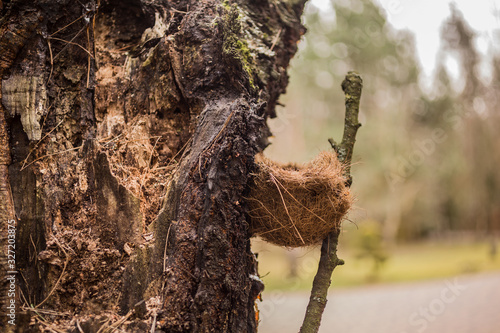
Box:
[252,239,500,291]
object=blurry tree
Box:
[268,0,500,243]
[416,4,500,238]
[354,219,388,280]
[266,0,424,242]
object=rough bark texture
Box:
[0,0,307,332]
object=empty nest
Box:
[248,151,352,247]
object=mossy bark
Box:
[0,0,307,332]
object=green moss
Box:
[234,39,256,89]
[220,3,257,90]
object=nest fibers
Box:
[248,151,352,247]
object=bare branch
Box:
[299,71,363,333]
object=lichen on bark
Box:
[1,75,46,140]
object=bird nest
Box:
[248,151,352,247]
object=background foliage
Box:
[265,0,500,243]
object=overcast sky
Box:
[309,0,500,82]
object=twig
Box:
[299,71,362,333]
[205,110,235,154]
[163,223,172,273]
[37,320,67,333]
[48,36,94,58]
[52,25,87,61]
[21,305,70,316]
[170,8,187,14]
[104,310,133,332]
[39,91,60,140]
[21,117,66,170]
[36,236,70,308]
[76,320,84,333]
[49,15,84,37]
[197,109,236,176]
[86,25,91,88]
[270,28,282,52]
[101,136,161,147]
[20,145,82,171]
[95,317,112,333]
[155,136,192,171]
[19,277,31,305]
[150,312,158,333]
[47,38,54,82]
[30,234,37,261]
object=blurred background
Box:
[255,0,500,331]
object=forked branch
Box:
[299,71,363,333]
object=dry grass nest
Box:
[248,151,353,247]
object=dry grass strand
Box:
[248,151,352,247]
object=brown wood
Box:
[0,1,308,331]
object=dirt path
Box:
[258,271,500,333]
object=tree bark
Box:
[0,0,307,332]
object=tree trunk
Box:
[0,0,306,331]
